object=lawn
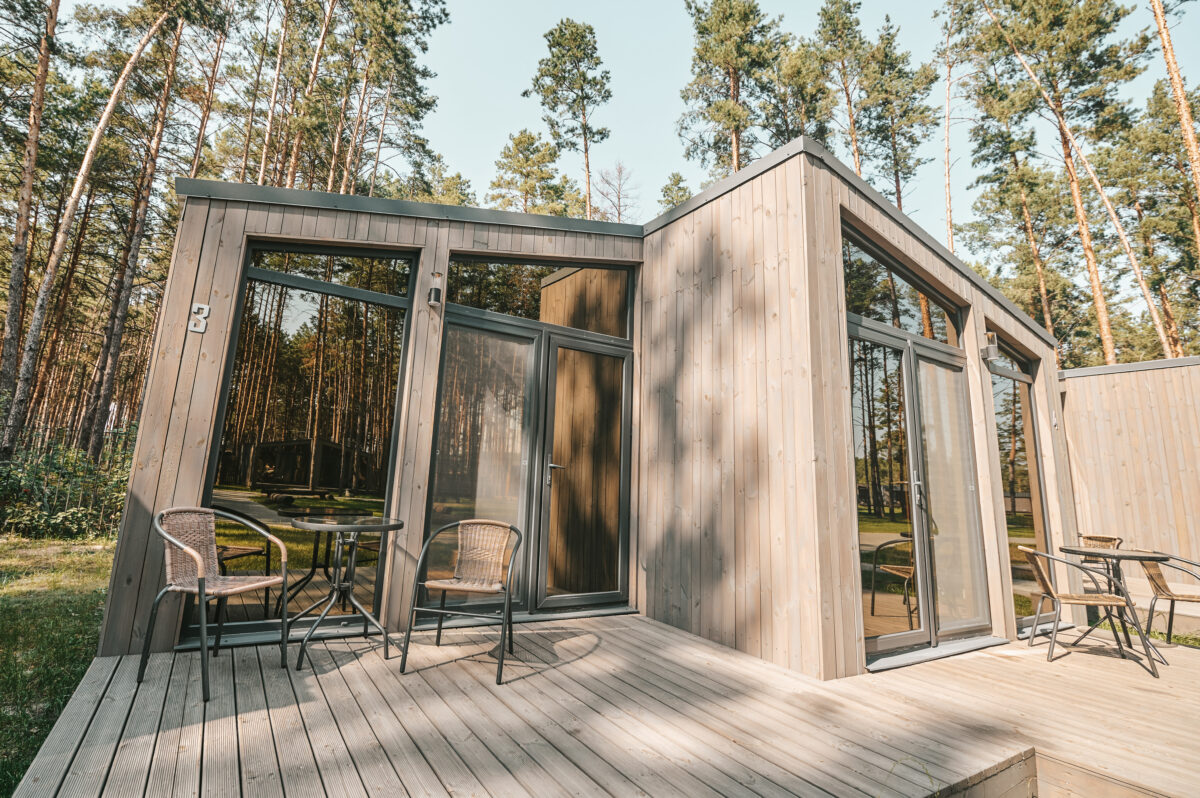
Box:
[0,536,114,795]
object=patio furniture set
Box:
[136,505,522,701]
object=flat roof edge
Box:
[1060,355,1200,380]
[642,136,1058,351]
[172,177,645,238]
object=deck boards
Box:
[16,614,1200,797]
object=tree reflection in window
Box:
[842,233,958,346]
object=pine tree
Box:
[678,0,779,175]
[816,0,869,176]
[758,35,834,150]
[659,172,693,211]
[1149,0,1200,224]
[860,16,937,212]
[523,18,611,220]
[487,129,582,216]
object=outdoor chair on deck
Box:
[399,520,522,684]
[1019,545,1158,677]
[1079,535,1122,583]
[1140,553,1200,643]
[870,536,917,630]
[137,507,288,702]
[211,504,273,612]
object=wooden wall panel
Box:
[1063,359,1200,587]
[101,196,641,655]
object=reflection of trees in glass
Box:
[216,274,405,498]
[447,260,557,320]
[850,339,910,523]
[252,251,412,296]
[842,236,955,344]
[992,374,1030,516]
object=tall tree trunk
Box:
[285,0,338,189]
[325,66,355,192]
[892,157,935,339]
[368,79,392,197]
[257,0,288,185]
[942,16,955,253]
[1010,154,1059,363]
[1,6,175,455]
[729,68,742,173]
[1150,0,1200,221]
[189,27,226,178]
[339,56,371,194]
[89,19,185,458]
[1,0,59,419]
[237,16,270,182]
[840,73,862,177]
[1134,199,1184,357]
[581,103,592,218]
[982,0,1172,362]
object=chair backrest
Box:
[1140,560,1173,599]
[1019,546,1056,599]
[1079,535,1121,564]
[158,507,220,585]
[453,519,515,588]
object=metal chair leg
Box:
[212,597,228,656]
[1046,600,1062,662]
[1028,595,1045,647]
[1167,600,1176,644]
[496,591,511,685]
[279,567,289,669]
[1124,600,1161,678]
[435,590,447,646]
[138,587,172,684]
[198,579,210,702]
[508,604,515,655]
[399,582,422,674]
[1103,606,1125,658]
[1145,595,1158,639]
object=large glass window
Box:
[447,258,629,338]
[842,231,959,346]
[252,248,412,296]
[989,346,1048,620]
[206,251,408,628]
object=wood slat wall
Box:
[100,197,641,656]
[636,153,1077,679]
[1063,360,1200,581]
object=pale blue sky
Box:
[420,0,1200,242]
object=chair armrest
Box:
[1159,557,1200,583]
[1037,549,1120,596]
[212,506,288,566]
[153,513,206,580]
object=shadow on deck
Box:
[15,614,1198,796]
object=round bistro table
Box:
[288,514,405,670]
[1059,545,1169,666]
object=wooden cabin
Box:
[99,136,1082,679]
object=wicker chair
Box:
[137,507,288,701]
[1019,546,1158,677]
[1140,553,1200,643]
[399,520,523,684]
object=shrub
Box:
[0,440,132,539]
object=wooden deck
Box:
[16,614,1199,797]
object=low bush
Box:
[0,442,131,539]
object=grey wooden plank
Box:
[233,646,283,796]
[143,652,200,798]
[13,657,119,798]
[259,643,324,798]
[99,654,174,797]
[55,658,140,797]
[200,647,239,797]
[285,646,369,798]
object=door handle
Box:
[546,463,566,486]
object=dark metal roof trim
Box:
[173,177,645,238]
[1059,355,1200,380]
[641,136,1058,350]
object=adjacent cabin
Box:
[98,136,1164,680]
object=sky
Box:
[417,0,1200,244]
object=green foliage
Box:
[678,0,781,174]
[0,439,133,539]
[816,0,870,171]
[658,171,693,212]
[523,19,611,157]
[487,129,584,216]
[860,16,937,209]
[757,35,834,150]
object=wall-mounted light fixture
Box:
[980,331,1000,363]
[427,271,444,307]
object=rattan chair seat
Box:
[880,565,915,580]
[172,573,283,597]
[1055,592,1126,606]
[425,577,503,594]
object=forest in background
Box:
[1,0,1199,474]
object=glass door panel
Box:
[851,338,926,649]
[539,342,627,606]
[991,372,1048,621]
[916,357,990,637]
[424,322,537,611]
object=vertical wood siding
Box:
[100,198,640,655]
[1063,360,1200,584]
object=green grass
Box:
[0,536,114,795]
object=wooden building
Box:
[99,136,1086,680]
